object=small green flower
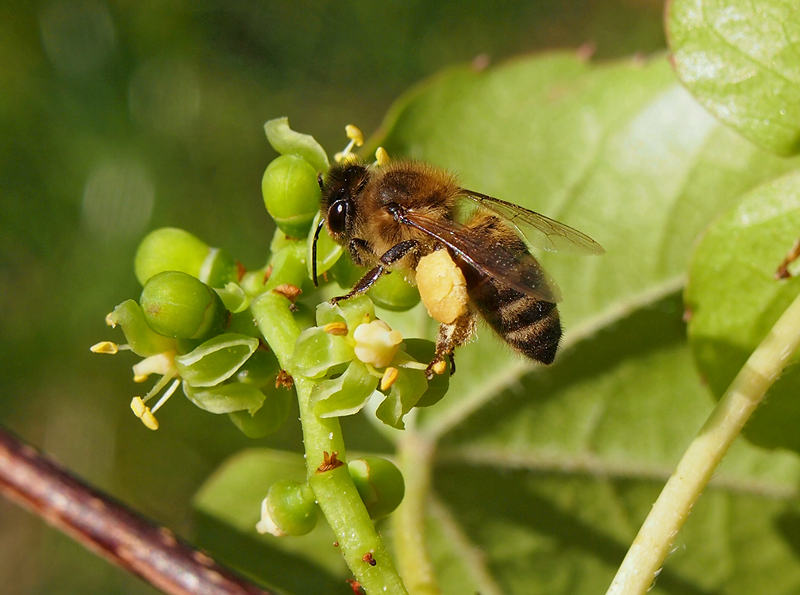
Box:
[289,295,447,428]
[92,298,286,434]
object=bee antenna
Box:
[311,217,325,287]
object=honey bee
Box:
[313,160,603,375]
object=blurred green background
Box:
[0,1,664,592]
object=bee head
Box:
[320,163,370,238]
[312,163,369,286]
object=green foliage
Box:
[686,172,800,450]
[89,6,800,594]
[667,0,800,155]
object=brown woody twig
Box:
[0,426,272,595]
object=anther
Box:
[375,147,390,166]
[380,367,399,391]
[90,341,119,354]
[323,321,348,336]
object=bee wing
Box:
[460,189,605,255]
[397,210,562,303]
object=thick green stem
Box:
[251,279,406,594]
[607,291,800,595]
[393,432,440,594]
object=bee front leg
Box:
[426,311,476,379]
[330,264,385,305]
[331,240,419,304]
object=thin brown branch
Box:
[0,426,272,595]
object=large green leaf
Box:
[198,52,800,593]
[667,0,800,155]
[686,171,800,450]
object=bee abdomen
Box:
[469,281,561,365]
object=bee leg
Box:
[330,264,385,304]
[331,240,419,304]
[425,311,476,379]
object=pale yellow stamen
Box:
[323,321,348,336]
[380,367,399,391]
[133,374,149,383]
[90,341,119,354]
[130,397,147,418]
[132,352,176,379]
[375,146,390,166]
[141,409,159,430]
[131,397,159,430]
[334,151,359,164]
[334,124,365,164]
[105,312,117,327]
[150,379,180,413]
[345,124,364,146]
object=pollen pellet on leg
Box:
[431,359,447,376]
[415,250,468,324]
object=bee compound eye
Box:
[327,200,348,234]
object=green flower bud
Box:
[134,227,236,287]
[256,480,318,536]
[348,457,405,519]
[140,271,227,340]
[228,389,291,438]
[368,272,420,311]
[262,155,320,238]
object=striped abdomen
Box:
[462,268,561,364]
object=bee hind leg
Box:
[425,311,476,379]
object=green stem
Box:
[607,291,800,595]
[393,432,440,595]
[251,286,407,594]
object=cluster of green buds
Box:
[93,119,450,583]
[92,227,292,436]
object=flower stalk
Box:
[607,290,800,595]
[250,259,407,594]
